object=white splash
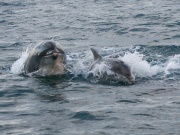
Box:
[10,48,29,74]
[119,51,163,77]
[164,54,180,75]
[66,51,92,77]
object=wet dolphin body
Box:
[90,48,135,84]
[24,41,67,76]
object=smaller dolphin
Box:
[89,48,135,84]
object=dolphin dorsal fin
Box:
[90,48,102,61]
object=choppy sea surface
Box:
[1,0,180,134]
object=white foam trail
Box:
[119,51,163,77]
[10,48,29,74]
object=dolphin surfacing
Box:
[89,48,135,84]
[24,41,67,76]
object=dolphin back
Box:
[90,48,102,61]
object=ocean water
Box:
[1,0,180,134]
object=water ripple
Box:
[71,111,103,121]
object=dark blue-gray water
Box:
[1,0,180,135]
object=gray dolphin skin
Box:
[24,41,67,76]
[90,48,135,84]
